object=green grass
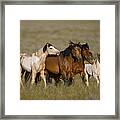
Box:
[20,20,100,100]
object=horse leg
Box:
[20,68,24,89]
[60,71,65,85]
[40,70,46,88]
[68,73,73,86]
[44,70,52,85]
[47,72,52,85]
[31,65,36,85]
[63,72,72,87]
[31,72,36,85]
[21,68,25,79]
[20,79,24,89]
[20,66,25,89]
[94,75,99,86]
[81,71,89,86]
[25,71,31,83]
[54,74,61,86]
[63,73,69,86]
[35,72,40,85]
[85,73,89,86]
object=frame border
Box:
[0,0,119,119]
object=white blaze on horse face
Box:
[47,46,60,55]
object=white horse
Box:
[84,59,100,86]
[20,53,28,89]
[20,43,60,88]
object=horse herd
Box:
[20,41,100,89]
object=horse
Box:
[20,64,25,89]
[45,42,94,86]
[45,41,87,86]
[20,43,60,88]
[20,53,29,88]
[84,58,100,86]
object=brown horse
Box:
[45,41,82,86]
[45,42,94,86]
[71,43,94,86]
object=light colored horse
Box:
[20,65,25,89]
[20,43,60,88]
[84,59,100,86]
[20,53,28,89]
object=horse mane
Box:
[61,46,72,57]
[81,43,89,49]
[43,44,47,53]
[37,47,44,57]
[61,44,81,62]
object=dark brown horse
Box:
[45,42,94,86]
[71,43,94,86]
[45,41,82,86]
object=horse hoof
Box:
[31,80,35,85]
[85,82,89,87]
[97,83,99,86]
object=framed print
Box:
[0,0,119,119]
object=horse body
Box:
[72,60,85,78]
[21,56,32,72]
[20,41,95,87]
[84,59,100,86]
[20,43,60,88]
[45,42,84,86]
[59,51,73,85]
[45,42,94,86]
[45,55,59,74]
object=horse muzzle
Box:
[77,57,82,61]
[56,51,60,55]
[85,57,94,64]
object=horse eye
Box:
[49,48,52,49]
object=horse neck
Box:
[37,47,49,57]
[80,52,86,67]
[32,50,48,65]
[96,59,100,68]
[39,52,48,60]
[92,60,98,69]
[37,47,44,57]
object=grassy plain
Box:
[20,20,100,100]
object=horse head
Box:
[68,41,82,61]
[43,43,60,55]
[80,43,94,64]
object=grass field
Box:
[20,20,100,100]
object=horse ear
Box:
[78,42,82,48]
[86,43,89,48]
[69,40,74,46]
[86,43,89,46]
[78,42,81,46]
[43,43,48,53]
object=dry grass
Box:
[20,20,100,100]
